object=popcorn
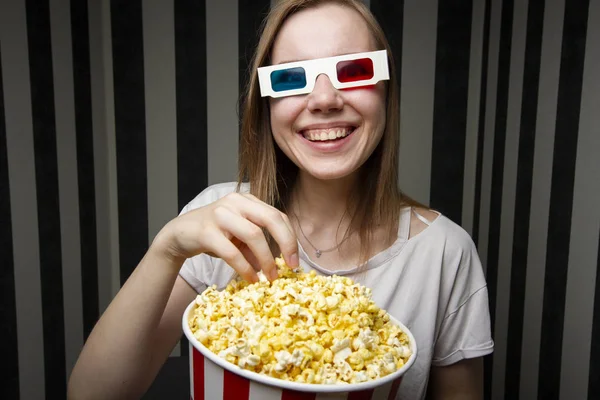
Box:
[188,257,412,384]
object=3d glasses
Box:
[258,50,389,98]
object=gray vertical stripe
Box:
[102,0,120,299]
[143,0,177,242]
[142,0,179,356]
[206,1,239,185]
[0,0,45,398]
[560,2,600,397]
[491,1,528,398]
[519,0,564,397]
[398,0,437,205]
[462,0,486,235]
[88,0,112,313]
[49,0,84,376]
[478,0,503,271]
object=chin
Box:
[305,168,357,181]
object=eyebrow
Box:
[275,58,304,65]
[274,50,365,65]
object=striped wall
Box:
[1,0,598,399]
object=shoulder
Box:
[409,208,479,262]
[405,210,488,307]
[179,181,250,214]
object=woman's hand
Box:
[153,192,299,282]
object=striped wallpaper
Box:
[1,0,598,399]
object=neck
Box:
[290,170,358,230]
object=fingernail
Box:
[289,252,299,267]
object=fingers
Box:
[244,194,295,234]
[203,232,258,283]
[240,194,299,268]
[238,244,261,273]
[214,205,278,280]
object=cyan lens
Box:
[270,67,307,92]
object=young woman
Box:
[68,1,493,399]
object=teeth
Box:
[302,128,352,142]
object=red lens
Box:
[336,57,374,83]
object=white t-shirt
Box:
[178,182,494,400]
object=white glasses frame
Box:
[257,49,390,98]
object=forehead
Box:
[271,3,375,64]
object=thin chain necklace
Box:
[291,208,353,258]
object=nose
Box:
[307,74,343,113]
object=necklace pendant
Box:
[315,249,322,258]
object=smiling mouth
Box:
[300,127,356,142]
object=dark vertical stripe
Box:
[589,232,600,398]
[0,47,20,400]
[388,377,403,400]
[145,356,190,398]
[484,0,513,398]
[223,369,250,399]
[281,390,316,400]
[110,0,148,285]
[193,349,204,400]
[175,0,208,358]
[71,0,98,340]
[369,0,403,95]
[504,1,545,398]
[238,0,270,118]
[25,0,66,397]
[538,1,590,398]
[175,0,208,208]
[472,0,491,248]
[347,389,374,400]
[430,0,473,223]
[487,0,514,327]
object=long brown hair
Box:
[238,0,425,265]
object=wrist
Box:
[149,228,186,269]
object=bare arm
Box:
[67,193,298,399]
[427,358,484,400]
[67,247,196,399]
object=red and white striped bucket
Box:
[183,301,417,400]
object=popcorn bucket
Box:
[182,300,418,400]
